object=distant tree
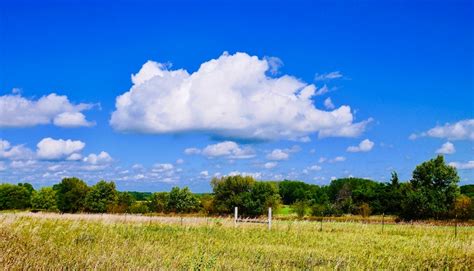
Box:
[199,194,215,214]
[108,192,135,213]
[18,182,35,196]
[53,177,90,213]
[149,192,169,213]
[334,183,354,214]
[0,183,31,210]
[278,180,311,204]
[126,191,152,201]
[292,200,308,219]
[129,201,149,214]
[328,177,384,214]
[400,156,460,220]
[211,175,255,214]
[378,172,403,215]
[212,175,281,216]
[357,203,372,217]
[31,187,57,211]
[167,187,200,213]
[460,184,474,199]
[452,195,473,220]
[84,180,118,213]
[246,182,281,216]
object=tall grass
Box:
[1,213,472,269]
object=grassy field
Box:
[1,213,473,270]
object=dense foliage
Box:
[211,175,281,216]
[0,155,472,220]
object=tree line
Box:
[0,155,472,220]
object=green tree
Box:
[400,155,460,220]
[452,195,473,220]
[31,187,57,211]
[148,192,169,213]
[53,177,90,213]
[84,180,119,213]
[18,182,35,196]
[211,175,255,214]
[112,192,135,213]
[167,187,199,213]
[460,184,474,199]
[245,182,281,216]
[292,200,308,219]
[199,194,215,214]
[0,183,32,210]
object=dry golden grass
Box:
[1,212,472,270]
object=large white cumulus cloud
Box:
[110,52,370,140]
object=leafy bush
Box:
[0,183,32,210]
[31,187,57,211]
[84,180,118,213]
[129,202,150,214]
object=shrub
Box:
[31,187,58,211]
[0,183,32,210]
[292,200,308,219]
[84,180,118,213]
[358,203,372,217]
[129,202,150,214]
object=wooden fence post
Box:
[319,217,323,232]
[268,207,272,230]
[454,215,457,238]
[382,213,385,233]
[234,207,238,227]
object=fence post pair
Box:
[233,206,272,230]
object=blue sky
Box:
[1,0,473,192]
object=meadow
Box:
[1,212,472,270]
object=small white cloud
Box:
[298,136,311,143]
[36,138,85,160]
[200,170,209,177]
[410,119,474,141]
[176,158,184,164]
[308,164,322,171]
[53,112,95,127]
[347,139,374,152]
[436,141,456,154]
[152,163,174,172]
[83,151,113,165]
[449,161,474,170]
[227,171,262,179]
[264,162,278,169]
[324,97,335,110]
[266,145,300,161]
[266,149,289,161]
[184,148,201,155]
[10,160,36,169]
[0,139,34,160]
[330,156,346,163]
[186,141,255,159]
[0,93,95,128]
[314,85,329,96]
[202,141,255,159]
[315,71,343,81]
[318,157,327,163]
[67,153,83,161]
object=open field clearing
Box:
[1,213,473,270]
